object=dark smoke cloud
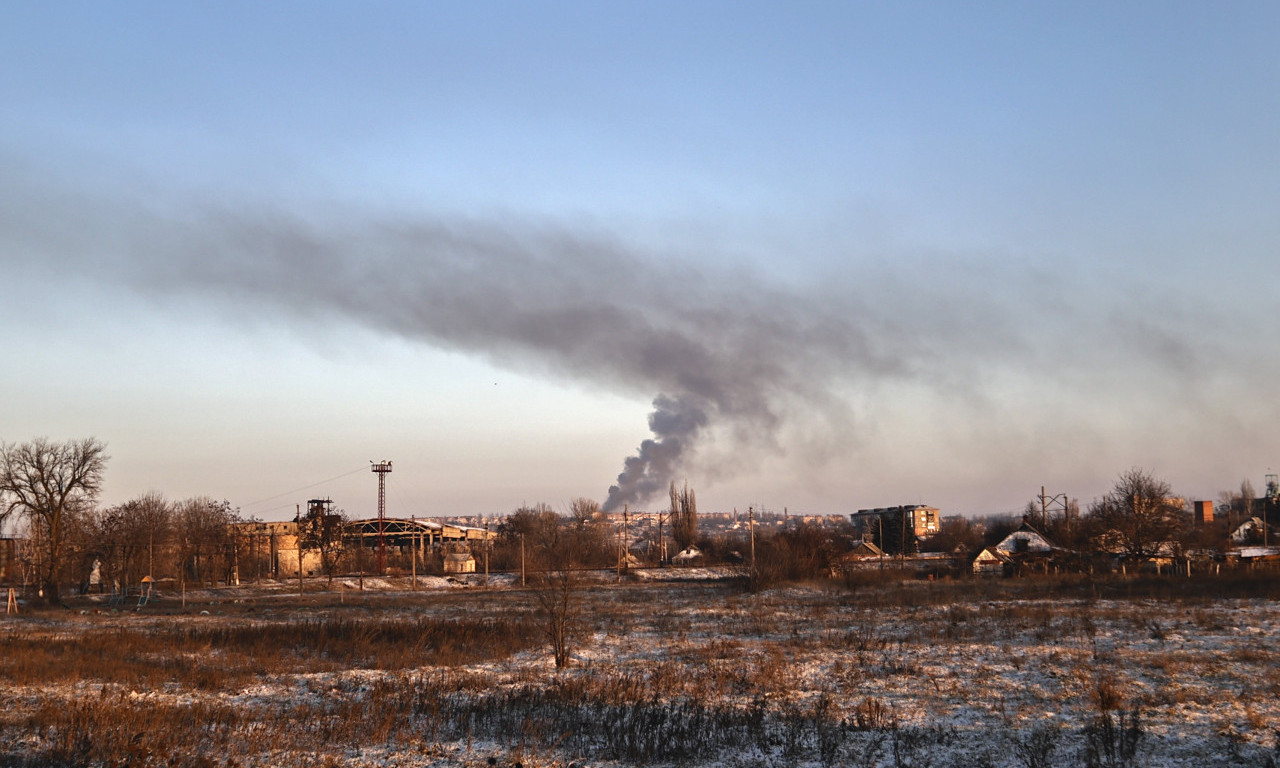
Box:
[5,168,1266,511]
[604,393,709,512]
[0,176,957,510]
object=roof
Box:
[672,546,703,561]
[345,518,497,540]
[994,522,1054,554]
[974,547,1013,564]
[1233,546,1280,559]
[1230,517,1278,544]
[842,541,885,559]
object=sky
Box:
[3,2,1279,522]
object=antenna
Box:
[371,461,393,574]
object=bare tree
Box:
[0,437,108,605]
[669,481,698,552]
[498,504,560,540]
[1087,468,1185,562]
[568,497,614,567]
[296,500,348,585]
[521,504,595,669]
[569,496,601,524]
[174,497,241,588]
[1219,479,1256,529]
[90,492,173,591]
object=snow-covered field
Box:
[2,576,1278,767]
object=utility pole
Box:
[297,504,303,597]
[411,515,417,589]
[901,507,907,566]
[1038,487,1069,532]
[748,506,756,574]
[658,509,667,566]
[520,532,526,587]
[484,519,490,587]
[877,516,884,571]
[616,507,624,582]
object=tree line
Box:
[924,468,1273,562]
[1,438,243,605]
[5,437,1274,607]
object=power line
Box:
[240,465,370,510]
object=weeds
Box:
[0,614,538,689]
[1,577,1276,766]
[1083,708,1144,768]
[1010,722,1061,768]
[852,697,894,731]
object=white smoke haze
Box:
[3,167,1278,511]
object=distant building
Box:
[972,547,1013,576]
[231,521,322,579]
[443,551,476,574]
[850,505,940,554]
[1230,517,1278,545]
[1192,500,1215,527]
[972,521,1057,576]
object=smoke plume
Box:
[0,177,933,509]
[5,167,1267,511]
[603,393,709,512]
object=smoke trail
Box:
[10,167,1264,512]
[603,393,709,512]
[0,176,1028,510]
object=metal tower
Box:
[371,461,393,574]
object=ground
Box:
[1,571,1278,767]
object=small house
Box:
[972,547,1012,576]
[1230,517,1278,545]
[443,552,476,574]
[977,521,1058,576]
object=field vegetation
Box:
[2,572,1280,767]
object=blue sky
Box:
[2,2,1278,520]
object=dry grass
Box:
[1,574,1279,766]
[0,614,538,690]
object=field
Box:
[1,572,1279,767]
